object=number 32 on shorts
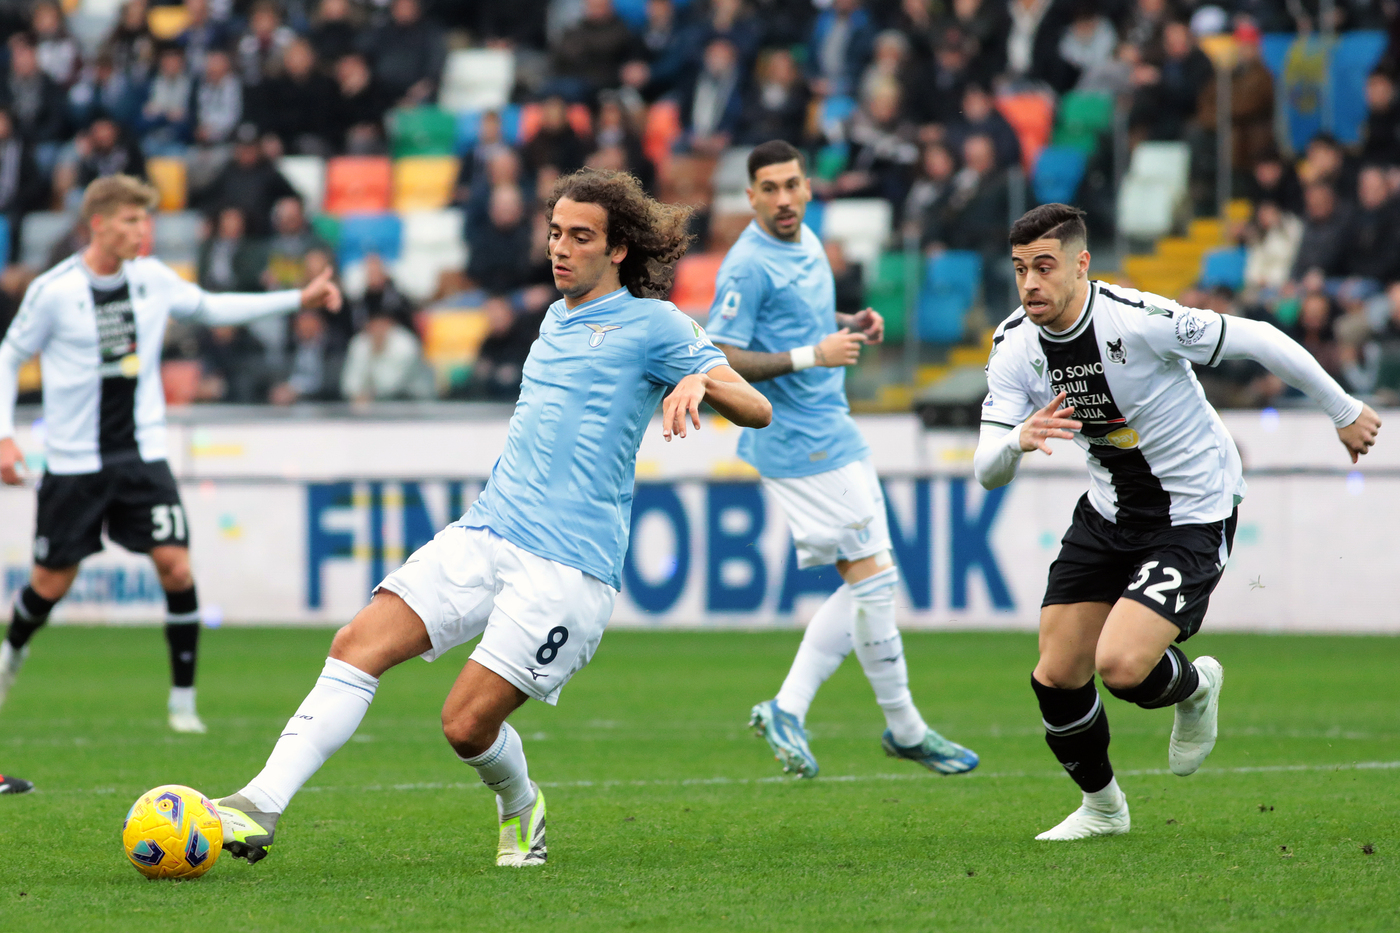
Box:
[1127,560,1183,608]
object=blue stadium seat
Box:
[918,251,981,343]
[0,216,11,268]
[456,110,482,151]
[1032,146,1087,206]
[802,200,824,239]
[499,104,523,146]
[337,213,404,265]
[613,0,647,27]
[1200,247,1247,290]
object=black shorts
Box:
[34,459,188,568]
[1042,495,1237,642]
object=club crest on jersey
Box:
[586,323,621,347]
[1175,310,1210,346]
[1031,358,1045,378]
[1106,338,1126,364]
[844,517,873,544]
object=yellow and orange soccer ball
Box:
[122,784,223,879]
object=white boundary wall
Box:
[1,410,1394,632]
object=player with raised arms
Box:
[213,168,772,867]
[0,174,342,733]
[977,203,1380,839]
[707,140,978,778]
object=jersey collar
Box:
[556,286,630,320]
[1034,280,1096,343]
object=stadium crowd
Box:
[0,0,1398,405]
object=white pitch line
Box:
[33,760,1400,799]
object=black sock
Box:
[1032,675,1114,793]
[164,587,199,688]
[7,586,56,650]
[1105,645,1200,710]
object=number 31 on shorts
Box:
[150,504,186,542]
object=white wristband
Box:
[790,346,817,371]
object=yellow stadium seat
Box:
[422,309,491,366]
[146,157,187,212]
[392,156,460,212]
[17,357,40,394]
[168,262,197,282]
[147,5,190,40]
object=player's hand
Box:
[848,308,884,344]
[299,268,342,313]
[1338,403,1381,463]
[815,328,865,367]
[1018,392,1081,455]
[661,373,708,441]
[0,436,27,486]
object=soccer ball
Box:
[122,784,224,879]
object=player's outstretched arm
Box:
[1218,316,1380,462]
[660,365,772,441]
[715,328,866,383]
[189,268,343,326]
[973,392,1080,490]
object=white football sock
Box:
[850,568,928,746]
[168,685,197,715]
[460,721,535,815]
[774,585,854,722]
[241,657,379,814]
[1083,777,1126,813]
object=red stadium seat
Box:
[323,156,393,215]
[644,100,682,169]
[669,252,725,317]
[162,361,201,406]
[996,93,1054,175]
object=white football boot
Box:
[1169,656,1223,776]
[1036,783,1131,841]
[168,686,208,733]
[0,641,27,711]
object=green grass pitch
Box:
[1,626,1398,932]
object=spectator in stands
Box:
[257,38,336,156]
[822,80,919,204]
[922,26,976,124]
[635,0,699,100]
[1076,36,1139,95]
[678,37,745,156]
[1004,0,1076,92]
[946,83,1021,172]
[459,294,539,400]
[69,52,140,130]
[73,116,145,189]
[237,1,295,87]
[1131,20,1213,142]
[1288,288,1347,383]
[340,308,433,402]
[462,146,527,239]
[807,0,875,97]
[0,110,43,257]
[1366,282,1400,402]
[309,0,359,68]
[32,2,77,87]
[1242,199,1302,295]
[191,47,243,145]
[1196,21,1274,177]
[936,0,1008,82]
[455,109,510,196]
[891,0,938,64]
[263,196,327,290]
[350,253,415,333]
[1244,146,1304,215]
[362,0,446,107]
[1056,2,1117,84]
[3,33,69,144]
[1343,165,1400,284]
[474,0,550,50]
[199,206,268,294]
[468,184,534,294]
[269,306,343,404]
[328,52,388,154]
[902,141,957,238]
[698,0,763,71]
[0,264,33,334]
[1299,132,1355,193]
[592,90,654,191]
[860,30,928,112]
[921,133,1007,254]
[549,0,639,101]
[1362,70,1400,166]
[196,324,269,402]
[740,47,809,146]
[175,0,232,77]
[106,0,156,84]
[825,239,865,313]
[139,45,193,146]
[1123,0,1169,54]
[193,123,298,236]
[524,94,590,177]
[1291,182,1353,281]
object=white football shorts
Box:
[375,525,617,705]
[762,457,893,569]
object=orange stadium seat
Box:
[393,156,460,212]
[161,361,201,406]
[996,93,1054,175]
[323,157,393,215]
[644,100,682,169]
[146,157,187,211]
[669,252,725,317]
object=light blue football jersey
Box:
[459,287,727,588]
[704,220,869,478]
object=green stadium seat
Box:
[1053,91,1114,155]
[390,106,458,158]
[863,251,913,343]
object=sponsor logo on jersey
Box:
[585,323,621,347]
[983,392,994,407]
[1106,338,1126,364]
[119,353,141,378]
[1085,427,1140,449]
[718,289,741,320]
[1175,309,1210,346]
[687,320,715,355]
[1147,305,1173,317]
[1031,358,1045,377]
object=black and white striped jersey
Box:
[981,280,1252,527]
[0,254,301,474]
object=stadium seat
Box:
[713,147,753,196]
[146,4,188,40]
[1200,247,1247,290]
[643,100,682,168]
[669,252,726,316]
[393,156,460,212]
[0,217,11,271]
[396,209,468,302]
[812,143,849,181]
[612,0,648,28]
[153,211,203,264]
[423,308,492,368]
[310,213,341,248]
[439,48,515,113]
[802,200,824,238]
[279,155,326,213]
[865,251,912,342]
[1053,91,1114,154]
[403,207,465,251]
[20,211,76,270]
[996,92,1054,173]
[323,157,392,214]
[390,106,458,158]
[146,156,187,212]
[498,103,524,145]
[161,360,201,406]
[820,198,892,268]
[1116,141,1190,240]
[819,95,857,138]
[337,213,403,265]
[515,102,594,144]
[918,251,981,343]
[1033,146,1088,206]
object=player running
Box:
[977,204,1380,840]
[212,169,771,868]
[707,140,978,779]
[0,175,342,733]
